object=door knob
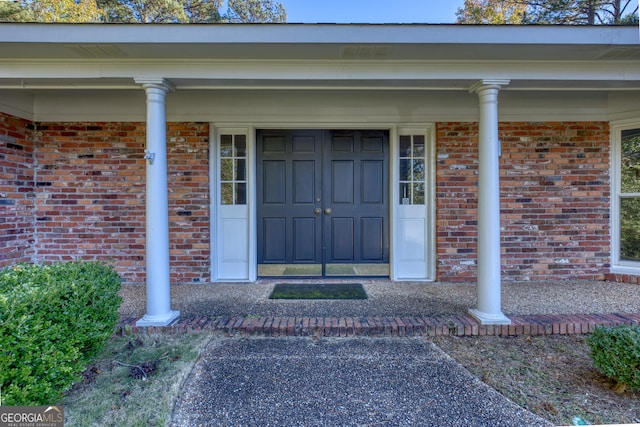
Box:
[324,208,332,215]
[314,208,322,215]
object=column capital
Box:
[468,79,510,94]
[134,77,175,93]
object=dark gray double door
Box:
[257,130,389,277]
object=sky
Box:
[280,0,464,24]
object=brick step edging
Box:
[116,313,640,337]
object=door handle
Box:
[314,208,322,215]
[324,208,332,215]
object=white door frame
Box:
[210,122,435,282]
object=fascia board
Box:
[0,23,638,46]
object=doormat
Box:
[269,283,367,300]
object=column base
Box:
[469,308,511,325]
[136,310,180,327]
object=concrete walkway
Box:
[171,337,551,427]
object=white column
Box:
[468,80,511,325]
[136,78,180,327]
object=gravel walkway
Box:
[119,279,640,319]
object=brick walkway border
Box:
[117,312,640,337]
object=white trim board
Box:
[610,118,640,273]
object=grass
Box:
[61,333,210,427]
[434,334,640,426]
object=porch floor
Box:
[118,279,640,336]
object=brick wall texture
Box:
[1,114,210,283]
[436,122,610,282]
[0,113,35,267]
[0,112,621,283]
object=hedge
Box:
[0,262,122,405]
[588,324,640,392]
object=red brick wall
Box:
[0,112,35,267]
[604,273,640,284]
[436,123,479,282]
[165,123,210,283]
[437,122,610,282]
[33,122,210,284]
[0,112,617,284]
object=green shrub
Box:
[0,261,122,405]
[588,324,640,392]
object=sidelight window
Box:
[394,127,434,280]
[399,134,426,204]
[220,134,247,205]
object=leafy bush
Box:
[0,261,122,405]
[588,324,640,392]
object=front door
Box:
[257,129,389,277]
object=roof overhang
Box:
[0,23,639,92]
[1,23,639,60]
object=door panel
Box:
[257,129,388,277]
[331,217,354,261]
[331,161,354,203]
[262,161,286,204]
[323,130,389,268]
[361,217,384,261]
[257,130,323,273]
[263,217,286,262]
[362,161,384,203]
[292,161,315,204]
[293,217,316,262]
